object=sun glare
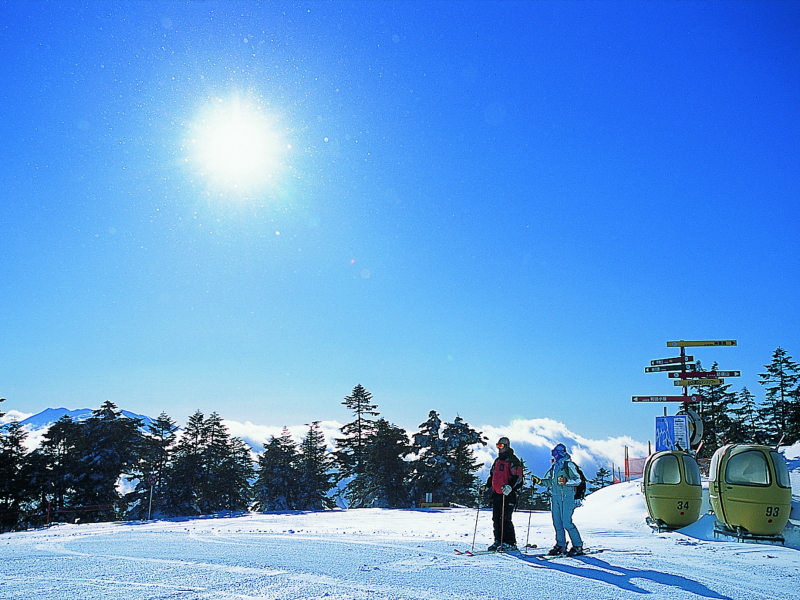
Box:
[186,96,287,196]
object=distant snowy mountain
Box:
[18,407,156,431]
[7,407,159,450]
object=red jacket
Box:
[487,449,524,494]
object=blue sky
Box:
[1,0,798,445]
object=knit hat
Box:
[497,437,510,447]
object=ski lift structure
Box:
[709,443,792,544]
[642,450,703,532]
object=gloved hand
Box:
[557,476,567,485]
[530,475,542,485]
[502,484,512,496]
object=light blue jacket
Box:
[540,459,582,490]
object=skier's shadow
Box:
[521,555,732,599]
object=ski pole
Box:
[470,494,481,552]
[499,494,506,553]
[525,508,532,553]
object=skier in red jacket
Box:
[484,437,524,551]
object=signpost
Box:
[147,473,158,521]
[634,339,738,451]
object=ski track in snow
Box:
[1,483,799,600]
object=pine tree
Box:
[727,387,760,444]
[202,413,254,513]
[355,418,412,508]
[146,413,179,478]
[515,459,537,510]
[758,347,800,443]
[296,422,336,510]
[161,411,208,516]
[409,412,486,506]
[441,416,486,506]
[69,401,143,520]
[162,411,254,516]
[30,415,83,512]
[589,467,612,492]
[254,428,301,511]
[0,421,31,531]
[335,384,380,483]
[409,410,448,505]
[689,362,737,457]
[123,412,179,520]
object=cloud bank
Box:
[223,416,649,479]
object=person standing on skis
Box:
[484,436,524,551]
[531,443,584,556]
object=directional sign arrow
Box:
[645,364,696,373]
[632,395,703,403]
[651,356,694,366]
[668,371,740,379]
[667,340,737,347]
[674,378,724,386]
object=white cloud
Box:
[222,419,343,452]
[477,418,649,480]
[0,409,33,425]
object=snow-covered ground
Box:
[2,481,798,600]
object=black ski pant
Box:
[491,492,516,545]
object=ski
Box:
[454,546,534,557]
[532,548,606,561]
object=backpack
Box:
[573,463,587,501]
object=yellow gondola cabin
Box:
[642,450,703,531]
[709,444,792,541]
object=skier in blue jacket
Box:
[531,443,584,556]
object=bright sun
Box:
[186,95,288,195]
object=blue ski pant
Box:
[550,488,582,548]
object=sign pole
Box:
[635,339,738,452]
[681,345,688,401]
[146,473,157,521]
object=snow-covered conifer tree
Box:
[758,347,800,443]
[409,410,448,505]
[124,412,178,519]
[71,401,144,520]
[254,428,300,511]
[30,416,82,511]
[440,416,486,505]
[0,421,31,531]
[356,418,412,508]
[297,422,336,510]
[162,411,253,516]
